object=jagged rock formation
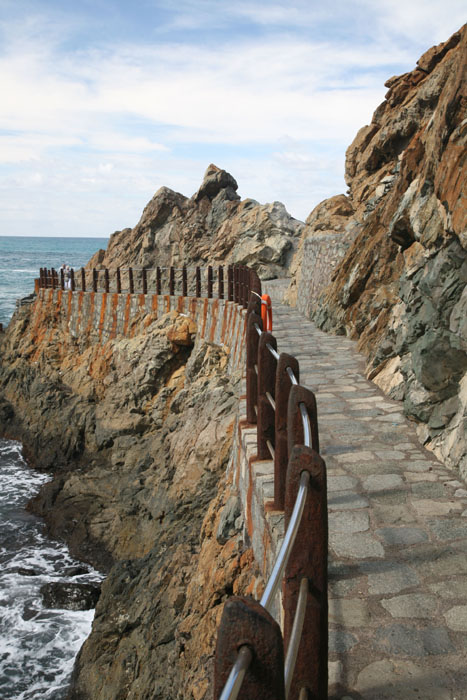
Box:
[0,302,263,698]
[88,164,303,279]
[290,25,467,478]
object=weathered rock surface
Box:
[0,301,263,698]
[290,25,467,478]
[40,582,101,611]
[87,164,303,279]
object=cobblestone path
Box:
[271,302,467,700]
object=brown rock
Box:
[294,25,467,478]
[86,164,304,279]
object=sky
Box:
[0,1,465,237]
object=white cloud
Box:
[0,2,464,235]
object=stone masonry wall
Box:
[37,288,246,374]
[296,234,353,318]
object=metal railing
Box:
[38,265,252,307]
[214,292,328,700]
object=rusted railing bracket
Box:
[214,596,285,700]
[284,445,328,700]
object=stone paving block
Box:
[381,593,438,618]
[360,561,420,595]
[333,450,375,463]
[329,510,369,534]
[328,475,359,491]
[329,598,370,626]
[330,532,385,559]
[444,605,467,631]
[362,474,404,492]
[373,504,416,526]
[412,499,463,516]
[355,659,452,699]
[428,578,467,599]
[404,471,439,482]
[328,491,369,511]
[374,624,454,656]
[375,527,428,546]
[410,481,446,499]
[329,628,358,653]
[427,518,467,541]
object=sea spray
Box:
[0,439,102,699]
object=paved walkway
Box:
[270,301,467,700]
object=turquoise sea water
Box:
[0,236,108,327]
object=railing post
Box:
[257,331,278,461]
[60,267,65,290]
[195,267,201,297]
[246,312,262,425]
[92,269,98,293]
[70,268,75,292]
[207,265,213,298]
[104,268,110,293]
[116,267,121,294]
[169,266,175,295]
[156,267,162,295]
[51,268,57,289]
[274,354,300,511]
[81,267,86,292]
[287,385,319,455]
[234,266,239,303]
[182,266,187,296]
[228,265,233,301]
[242,266,248,309]
[218,266,224,299]
[128,267,134,294]
[142,268,148,295]
[283,446,328,700]
[214,597,285,700]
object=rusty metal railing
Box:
[214,290,328,700]
[38,265,253,307]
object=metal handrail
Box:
[284,577,308,697]
[259,469,310,613]
[219,646,254,700]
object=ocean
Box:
[0,236,108,699]
[0,236,108,328]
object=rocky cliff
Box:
[88,164,303,279]
[289,25,467,479]
[0,300,262,698]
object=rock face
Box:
[0,300,263,698]
[291,25,467,478]
[88,164,303,279]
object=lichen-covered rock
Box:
[291,24,467,478]
[87,164,303,279]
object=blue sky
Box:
[0,1,465,237]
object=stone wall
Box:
[295,234,353,318]
[37,288,246,374]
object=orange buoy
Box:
[261,294,273,332]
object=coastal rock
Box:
[0,298,261,698]
[40,582,101,611]
[290,24,467,478]
[87,164,303,279]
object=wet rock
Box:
[40,582,101,611]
